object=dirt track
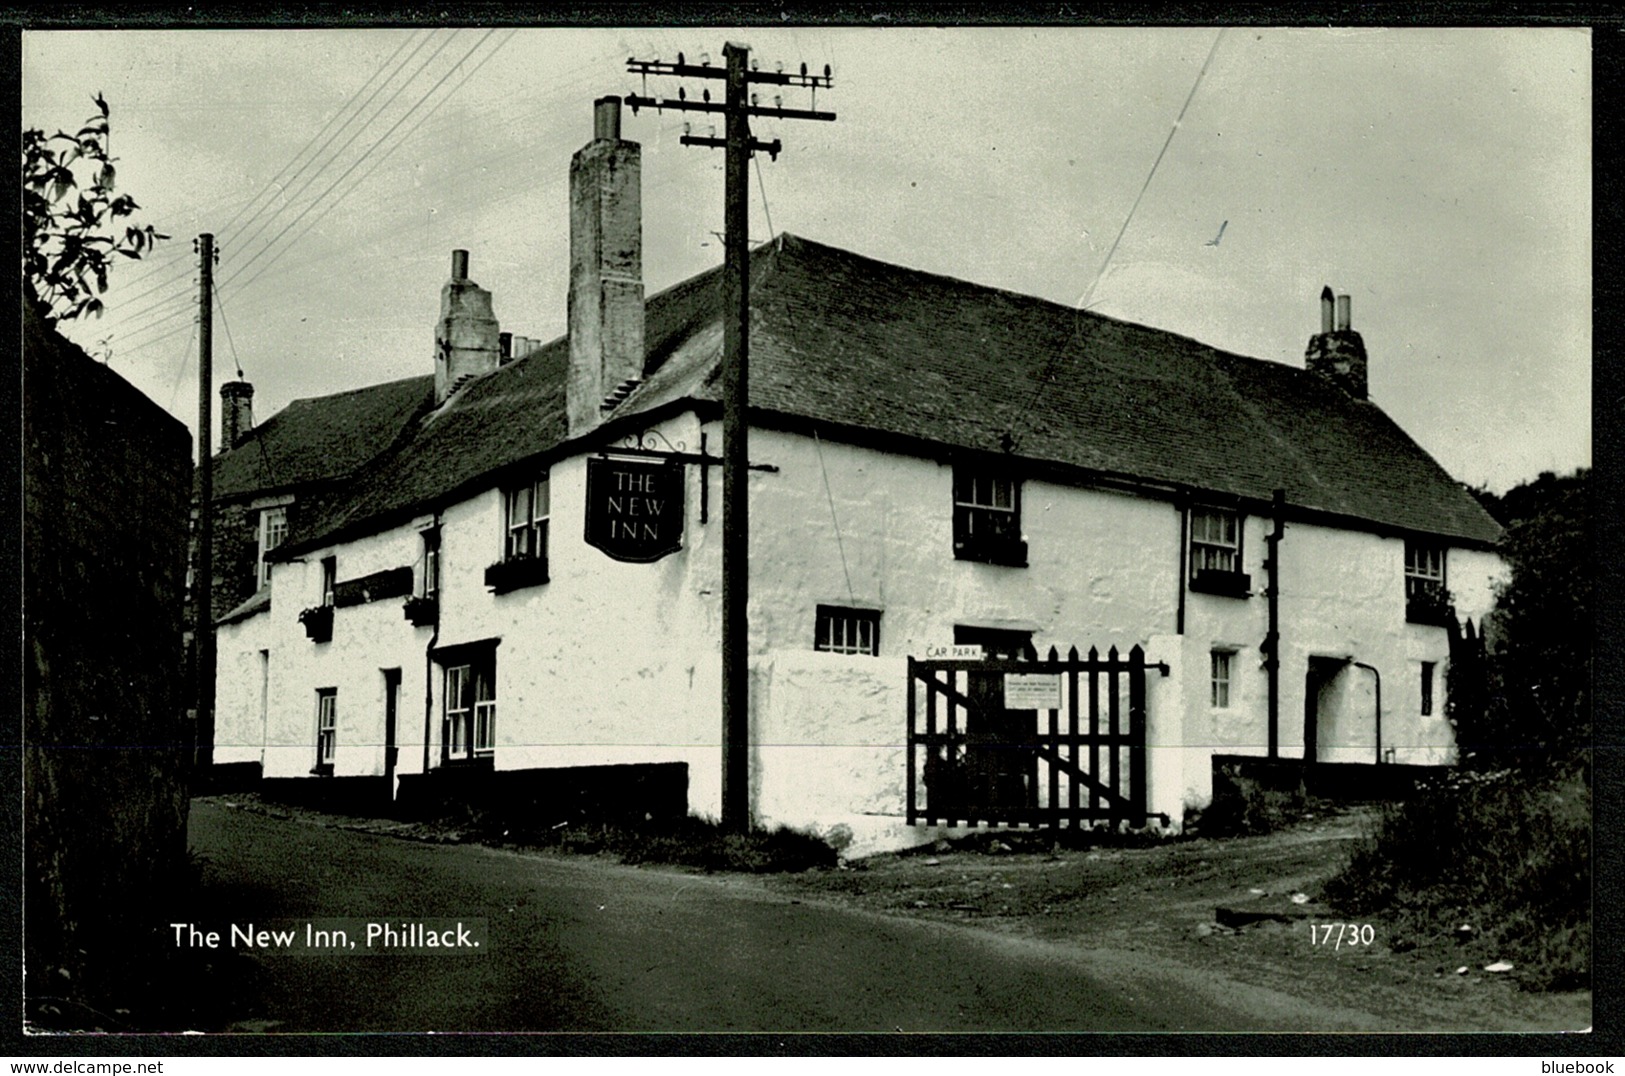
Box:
[766,808,1593,1033]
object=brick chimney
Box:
[1305,285,1368,399]
[435,249,501,403]
[567,96,645,436]
[220,379,254,449]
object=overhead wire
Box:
[813,430,856,605]
[215,283,282,490]
[219,29,464,289]
[116,34,607,355]
[117,31,477,355]
[1004,27,1225,449]
[217,29,431,249]
[226,29,513,298]
[114,33,429,296]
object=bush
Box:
[1323,764,1590,990]
[1454,470,1590,771]
[1191,765,1314,837]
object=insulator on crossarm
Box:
[751,93,758,105]
[679,86,685,100]
[683,122,691,135]
[774,95,782,108]
[800,62,807,77]
[700,51,711,66]
[824,64,832,79]
[677,51,684,65]
[703,88,710,102]
[777,61,785,74]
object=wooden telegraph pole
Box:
[195,232,216,771]
[624,44,835,830]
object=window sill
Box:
[485,557,549,594]
[1405,600,1456,628]
[438,754,495,772]
[953,537,1028,568]
[1190,569,1252,598]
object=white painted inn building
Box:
[210,98,1503,853]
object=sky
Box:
[21,25,1591,494]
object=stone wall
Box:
[24,302,193,987]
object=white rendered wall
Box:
[227,406,1504,834]
[214,610,272,766]
[260,517,432,781]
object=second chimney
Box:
[567,96,645,436]
[220,379,254,449]
[1305,286,1368,399]
[434,249,501,403]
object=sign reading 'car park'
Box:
[584,457,685,563]
[922,644,984,660]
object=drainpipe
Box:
[422,510,443,778]
[1176,502,1188,635]
[1264,488,1286,758]
[1351,661,1383,765]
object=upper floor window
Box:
[258,506,287,588]
[815,606,880,656]
[422,527,441,599]
[1191,508,1239,573]
[1404,541,1451,626]
[1189,507,1250,597]
[953,467,1025,567]
[1404,542,1445,599]
[314,688,337,773]
[505,476,549,562]
[320,556,337,607]
[487,475,551,594]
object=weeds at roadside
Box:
[1322,764,1590,991]
[1187,766,1322,838]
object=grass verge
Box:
[468,811,838,874]
[1321,763,1590,991]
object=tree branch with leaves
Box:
[23,92,169,323]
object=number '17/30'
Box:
[1308,923,1375,948]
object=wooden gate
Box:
[906,645,1170,829]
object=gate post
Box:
[1129,644,1149,821]
[906,657,917,825]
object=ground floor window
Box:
[815,605,880,655]
[1421,661,1436,716]
[1211,650,1234,709]
[315,688,337,773]
[444,654,497,761]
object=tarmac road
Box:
[188,799,1381,1033]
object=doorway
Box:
[382,668,402,800]
[1303,657,1345,764]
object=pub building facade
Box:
[212,98,1502,854]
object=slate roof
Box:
[212,374,432,499]
[276,233,1501,555]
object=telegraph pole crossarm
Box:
[622,41,835,833]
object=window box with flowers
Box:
[403,595,438,626]
[299,604,334,643]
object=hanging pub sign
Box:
[584,456,685,563]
